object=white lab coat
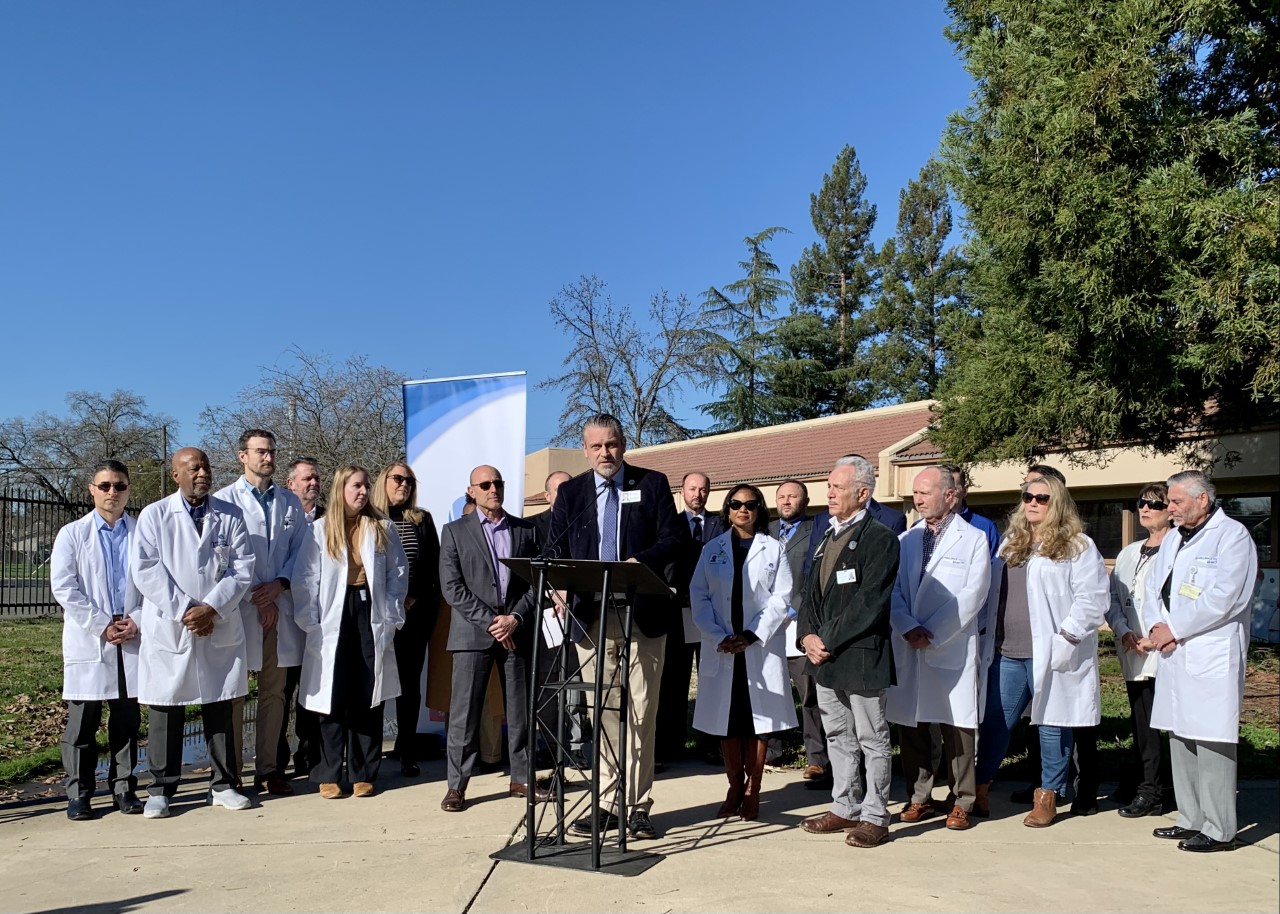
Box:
[294,517,408,716]
[51,511,143,701]
[689,532,797,736]
[886,515,991,728]
[214,479,309,669]
[131,493,255,706]
[982,535,1109,728]
[1106,540,1161,681]
[1141,509,1256,744]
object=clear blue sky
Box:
[0,2,973,452]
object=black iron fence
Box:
[0,488,143,616]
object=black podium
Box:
[491,557,669,876]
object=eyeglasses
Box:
[472,480,505,491]
[727,499,760,511]
[388,474,415,487]
[244,448,276,457]
[93,482,130,493]
[1137,498,1168,511]
[1021,492,1051,505]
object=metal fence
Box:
[0,488,142,616]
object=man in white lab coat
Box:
[886,466,990,832]
[51,459,143,820]
[1143,469,1257,852]
[132,447,255,818]
[216,429,309,796]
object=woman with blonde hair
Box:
[296,465,408,799]
[371,461,441,777]
[974,473,1109,827]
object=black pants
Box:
[278,664,320,772]
[314,585,384,784]
[656,630,696,761]
[392,603,432,759]
[534,639,587,764]
[1073,725,1098,801]
[1125,679,1170,801]
[148,700,237,795]
[62,647,140,800]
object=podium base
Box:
[490,841,662,877]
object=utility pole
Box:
[159,424,169,497]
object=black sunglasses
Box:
[472,479,505,491]
[93,482,130,493]
[1021,492,1051,505]
[727,499,760,511]
[1136,498,1167,511]
[388,474,415,486]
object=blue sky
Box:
[0,2,973,452]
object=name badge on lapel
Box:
[836,568,857,585]
[620,490,641,505]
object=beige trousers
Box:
[231,626,289,782]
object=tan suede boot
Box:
[1023,788,1057,827]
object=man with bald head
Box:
[437,464,544,812]
[131,448,255,818]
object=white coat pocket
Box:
[697,640,728,679]
[1048,633,1080,673]
[1182,637,1229,679]
[62,628,104,664]
[208,616,245,650]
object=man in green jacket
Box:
[796,456,900,849]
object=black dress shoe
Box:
[400,760,420,778]
[66,798,94,821]
[1153,825,1197,840]
[293,754,312,778]
[113,792,144,815]
[1072,799,1099,816]
[1119,795,1162,818]
[1178,833,1236,853]
[1010,785,1035,804]
[628,809,659,840]
[570,810,619,836]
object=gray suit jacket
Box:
[769,516,814,611]
[439,511,540,652]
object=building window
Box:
[1220,495,1274,564]
[1077,500,1126,560]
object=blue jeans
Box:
[976,654,1072,794]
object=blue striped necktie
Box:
[600,480,619,561]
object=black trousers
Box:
[1125,679,1170,800]
[313,585,384,784]
[278,664,320,772]
[392,604,431,759]
[62,646,140,800]
[148,700,237,795]
[534,639,587,764]
[656,629,696,761]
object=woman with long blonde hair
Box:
[296,465,408,799]
[974,473,1109,827]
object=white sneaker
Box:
[143,795,170,819]
[208,787,252,810]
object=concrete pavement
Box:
[2,759,1276,914]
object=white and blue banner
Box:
[402,370,528,543]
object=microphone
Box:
[538,472,597,562]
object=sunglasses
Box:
[727,499,760,511]
[1136,498,1168,511]
[1021,492,1051,505]
[472,479,505,491]
[388,474,415,486]
[93,482,130,493]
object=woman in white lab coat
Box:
[974,474,1108,828]
[296,465,408,799]
[690,484,795,820]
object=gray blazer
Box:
[439,511,540,652]
[769,516,814,611]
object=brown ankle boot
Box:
[1023,788,1057,827]
[973,782,990,818]
[740,738,768,821]
[717,739,745,817]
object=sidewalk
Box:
[2,760,1276,914]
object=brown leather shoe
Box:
[256,774,295,796]
[800,811,859,834]
[441,788,465,812]
[509,781,552,802]
[1023,788,1057,828]
[318,783,345,800]
[845,821,890,848]
[973,782,990,818]
[801,764,826,780]
[352,781,374,798]
[946,806,972,830]
[899,802,934,823]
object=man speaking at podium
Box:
[547,413,687,840]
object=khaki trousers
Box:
[899,720,977,811]
[232,626,290,782]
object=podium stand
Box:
[490,557,669,876]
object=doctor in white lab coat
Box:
[1141,470,1257,851]
[51,459,144,819]
[131,448,255,817]
[295,465,407,798]
[886,467,991,830]
[690,484,795,821]
[215,428,310,795]
[973,474,1109,828]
